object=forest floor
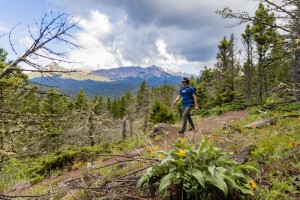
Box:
[11,110,248,198]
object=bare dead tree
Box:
[0,11,81,79]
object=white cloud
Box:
[78,10,111,38]
[47,0,259,74]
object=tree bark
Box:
[294,48,300,100]
[129,118,133,137]
[88,111,95,146]
[122,119,126,140]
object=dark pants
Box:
[180,106,195,132]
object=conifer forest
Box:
[0,1,300,199]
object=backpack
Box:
[188,86,197,98]
[181,85,196,106]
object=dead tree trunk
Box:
[88,111,95,146]
[122,119,126,140]
[129,118,133,137]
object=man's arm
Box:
[173,95,181,105]
[193,94,199,111]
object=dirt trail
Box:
[153,110,247,148]
[12,110,248,196]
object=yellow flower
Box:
[177,150,186,157]
[145,145,152,151]
[157,154,164,160]
[153,146,159,152]
[291,141,297,148]
[249,180,256,190]
[150,151,155,158]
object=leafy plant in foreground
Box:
[137,137,258,199]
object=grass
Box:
[0,136,147,192]
[212,103,300,200]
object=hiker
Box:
[173,77,199,134]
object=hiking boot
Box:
[178,130,185,134]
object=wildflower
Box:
[71,162,81,170]
[145,145,152,151]
[150,151,155,158]
[157,154,164,160]
[249,180,256,190]
[291,141,297,148]
[177,150,186,157]
[153,146,159,152]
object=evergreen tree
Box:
[111,98,120,118]
[214,35,239,103]
[42,88,66,115]
[242,24,255,103]
[137,80,150,132]
[252,3,277,101]
[20,86,42,114]
[150,100,175,124]
[119,95,126,118]
[107,97,112,112]
[198,67,214,107]
[74,88,88,110]
[93,96,106,115]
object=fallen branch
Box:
[244,117,277,128]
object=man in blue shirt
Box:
[173,77,199,134]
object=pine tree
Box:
[74,88,88,110]
[93,96,106,115]
[242,24,255,103]
[42,88,66,115]
[214,35,239,103]
[150,100,175,124]
[111,98,120,118]
[107,97,112,112]
[252,3,277,101]
[119,96,126,118]
[137,80,150,132]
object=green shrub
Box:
[137,137,258,199]
[150,100,175,124]
[275,102,300,112]
[196,102,249,117]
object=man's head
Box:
[181,77,189,86]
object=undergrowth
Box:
[0,138,145,192]
[213,101,300,199]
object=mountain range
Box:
[28,64,195,98]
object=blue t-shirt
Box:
[180,86,196,107]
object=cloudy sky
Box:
[0,0,258,74]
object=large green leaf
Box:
[204,171,228,196]
[217,157,238,165]
[237,165,258,172]
[199,137,209,152]
[208,165,215,177]
[236,185,254,195]
[159,173,176,197]
[222,174,237,188]
[190,168,205,188]
[137,174,150,189]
